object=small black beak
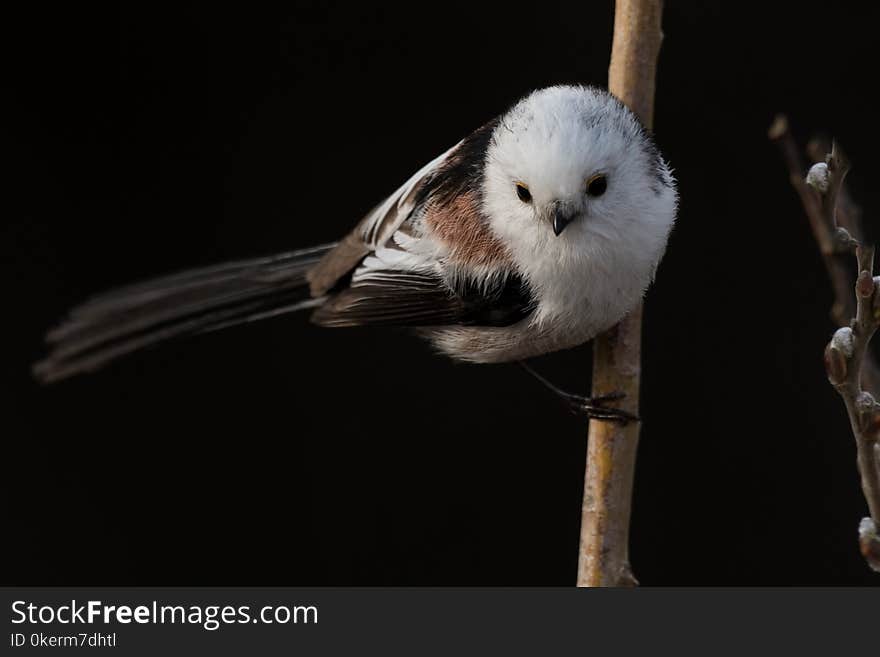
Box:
[553,207,575,236]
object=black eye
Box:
[515,183,532,203]
[586,174,607,197]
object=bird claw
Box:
[566,391,639,424]
[516,362,638,424]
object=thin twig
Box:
[768,116,854,325]
[576,0,664,587]
[771,121,880,572]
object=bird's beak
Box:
[553,206,576,236]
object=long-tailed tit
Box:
[35,85,677,417]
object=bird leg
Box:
[517,361,639,424]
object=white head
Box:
[480,85,677,331]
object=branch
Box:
[576,0,664,587]
[768,116,855,326]
[771,120,880,572]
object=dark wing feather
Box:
[311,269,534,329]
[311,271,464,327]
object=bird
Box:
[34,85,677,420]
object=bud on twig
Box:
[824,344,847,384]
[806,162,830,193]
[831,326,854,356]
[857,271,875,299]
[834,227,859,251]
[856,391,878,415]
[859,518,880,572]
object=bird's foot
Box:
[516,361,639,424]
[562,391,639,424]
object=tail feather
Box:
[34,243,336,383]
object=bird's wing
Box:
[311,238,535,328]
[311,116,533,329]
[306,140,464,297]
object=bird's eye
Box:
[515,183,532,203]
[586,174,608,197]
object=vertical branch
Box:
[577,0,664,587]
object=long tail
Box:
[33,243,337,383]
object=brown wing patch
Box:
[425,190,512,269]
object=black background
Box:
[5,1,880,585]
